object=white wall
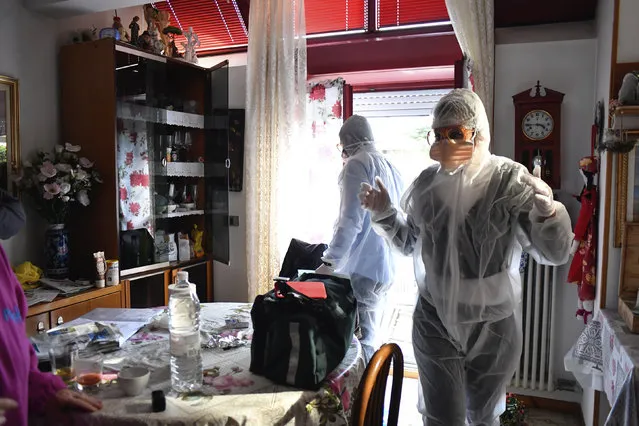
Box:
[0,0,59,265]
[494,31,596,385]
[56,5,144,47]
[616,0,639,63]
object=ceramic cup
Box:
[118,366,150,397]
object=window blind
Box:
[377,0,449,29]
[353,89,451,117]
[305,0,367,35]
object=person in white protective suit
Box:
[358,89,573,425]
[315,115,404,363]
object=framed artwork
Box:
[229,109,245,192]
[0,75,19,195]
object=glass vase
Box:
[45,223,70,279]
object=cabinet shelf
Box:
[157,162,205,177]
[116,102,205,129]
[156,209,204,219]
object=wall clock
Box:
[513,81,565,189]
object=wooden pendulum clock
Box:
[513,81,564,189]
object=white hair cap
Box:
[339,115,374,148]
[432,89,490,145]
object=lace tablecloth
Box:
[564,309,639,426]
[69,303,365,426]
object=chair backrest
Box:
[350,343,404,426]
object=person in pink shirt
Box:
[0,189,102,425]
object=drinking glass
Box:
[74,353,104,393]
[49,343,78,382]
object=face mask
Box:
[428,126,476,172]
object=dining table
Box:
[43,302,366,426]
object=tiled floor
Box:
[388,378,582,426]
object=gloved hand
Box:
[359,176,391,213]
[570,240,580,255]
[521,166,555,218]
[315,263,335,275]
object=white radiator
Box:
[511,257,558,392]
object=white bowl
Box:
[181,203,195,210]
[118,367,150,396]
[167,204,177,213]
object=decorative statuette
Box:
[93,251,107,288]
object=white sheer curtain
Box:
[245,0,307,299]
[275,79,345,254]
[445,0,495,129]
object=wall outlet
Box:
[230,216,240,227]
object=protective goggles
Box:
[427,126,476,145]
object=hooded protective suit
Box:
[319,114,404,363]
[359,90,573,425]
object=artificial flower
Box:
[55,163,72,172]
[79,157,94,168]
[44,183,61,196]
[40,161,57,178]
[77,190,90,206]
[59,182,71,195]
[65,143,81,152]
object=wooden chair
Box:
[350,343,404,426]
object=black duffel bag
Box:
[249,273,357,390]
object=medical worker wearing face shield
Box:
[316,115,404,363]
[359,89,573,425]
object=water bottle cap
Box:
[177,271,188,282]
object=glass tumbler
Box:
[74,353,104,393]
[49,343,78,382]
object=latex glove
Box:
[521,166,555,218]
[0,398,17,425]
[570,240,580,255]
[359,176,391,213]
[315,263,335,275]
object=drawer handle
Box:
[37,321,46,334]
[56,316,64,325]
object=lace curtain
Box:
[245,0,307,299]
[276,79,345,252]
[445,0,495,129]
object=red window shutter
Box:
[343,84,353,120]
[152,0,248,54]
[377,0,449,28]
[305,0,366,35]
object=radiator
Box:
[511,257,558,392]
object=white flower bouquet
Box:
[15,143,102,224]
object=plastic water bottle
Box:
[169,271,202,392]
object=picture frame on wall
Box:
[229,109,245,192]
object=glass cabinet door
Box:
[115,49,167,272]
[205,60,230,265]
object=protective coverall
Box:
[318,115,404,363]
[359,90,573,425]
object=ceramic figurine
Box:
[112,15,130,42]
[162,26,183,58]
[191,225,204,258]
[129,16,140,45]
[137,30,153,52]
[182,27,200,64]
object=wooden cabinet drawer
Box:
[88,292,121,310]
[50,301,91,327]
[25,313,50,337]
[49,292,122,326]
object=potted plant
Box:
[500,393,527,426]
[16,143,101,279]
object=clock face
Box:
[522,109,554,141]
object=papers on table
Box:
[24,288,60,306]
[39,278,93,296]
[31,308,165,361]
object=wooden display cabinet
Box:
[59,39,231,305]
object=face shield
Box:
[428,126,477,173]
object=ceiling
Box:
[494,0,598,28]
